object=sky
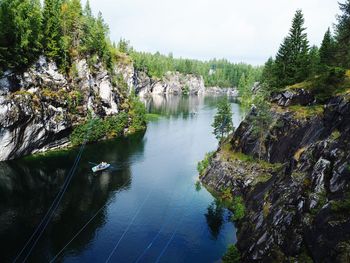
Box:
[85,0,340,65]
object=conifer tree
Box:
[212,98,234,142]
[0,0,42,71]
[42,0,64,63]
[319,28,335,66]
[274,10,310,88]
[334,0,350,68]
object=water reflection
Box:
[205,201,225,240]
[0,132,145,262]
[143,94,238,119]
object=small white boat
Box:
[92,162,111,173]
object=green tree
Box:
[222,244,240,263]
[0,0,42,71]
[319,28,335,66]
[274,10,310,88]
[212,98,234,141]
[61,0,84,58]
[334,0,350,68]
[308,45,321,76]
[250,93,273,160]
[261,57,278,93]
[42,0,64,64]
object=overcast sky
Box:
[84,0,340,65]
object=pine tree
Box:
[274,10,310,88]
[319,28,335,66]
[261,57,277,92]
[334,0,350,68]
[0,0,42,71]
[212,98,234,142]
[308,45,320,76]
[42,0,64,63]
[61,0,83,57]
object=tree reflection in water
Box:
[205,200,224,240]
[0,131,145,262]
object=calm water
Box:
[0,95,242,263]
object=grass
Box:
[220,142,283,172]
[288,105,324,119]
[197,151,215,176]
[145,113,161,122]
[286,80,313,91]
[253,173,272,186]
[222,244,241,263]
[231,196,246,221]
[331,130,341,140]
[294,147,307,161]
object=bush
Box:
[70,113,129,146]
[197,151,215,176]
[311,66,346,102]
[231,196,246,221]
[222,244,241,263]
[128,94,147,133]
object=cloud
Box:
[84,0,340,65]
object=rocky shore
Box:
[201,90,350,262]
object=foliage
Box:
[231,196,246,221]
[319,28,336,67]
[0,0,114,73]
[70,94,146,146]
[222,244,241,263]
[131,51,263,87]
[262,2,350,101]
[212,98,234,141]
[288,105,324,119]
[273,10,310,89]
[250,93,273,159]
[70,113,129,146]
[197,151,215,176]
[0,0,42,71]
[310,66,346,102]
[334,0,350,68]
[128,93,147,133]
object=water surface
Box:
[0,95,242,263]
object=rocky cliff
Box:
[117,63,206,97]
[0,56,126,161]
[201,91,350,262]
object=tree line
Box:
[129,49,263,88]
[0,0,114,74]
[261,1,350,101]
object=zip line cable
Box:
[135,187,185,263]
[13,122,94,263]
[155,186,199,263]
[49,178,132,263]
[105,190,153,263]
[49,144,177,262]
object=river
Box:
[0,95,242,263]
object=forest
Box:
[0,0,262,90]
[261,2,350,102]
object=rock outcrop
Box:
[201,91,350,262]
[121,70,206,97]
[0,56,124,161]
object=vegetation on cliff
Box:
[261,3,350,102]
[129,47,263,88]
[70,94,146,146]
[0,0,117,74]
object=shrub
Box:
[128,94,147,133]
[222,244,241,263]
[311,66,346,102]
[197,151,215,176]
[231,196,246,221]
